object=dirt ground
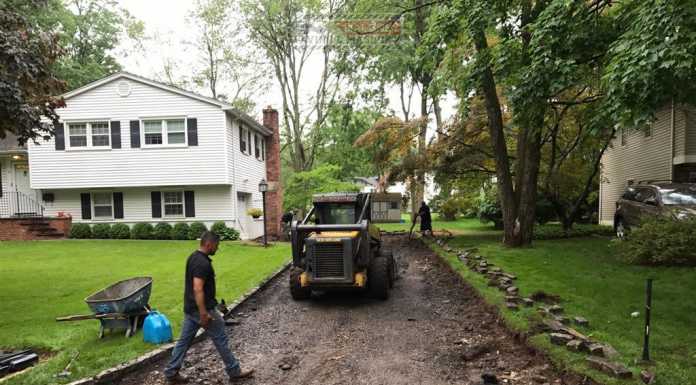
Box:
[119,236,594,385]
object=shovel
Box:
[55,352,79,378]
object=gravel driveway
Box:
[119,236,594,385]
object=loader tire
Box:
[379,249,396,288]
[368,256,390,300]
[289,268,311,300]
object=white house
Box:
[17,72,283,239]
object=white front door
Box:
[12,162,31,193]
[236,192,251,238]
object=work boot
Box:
[165,373,189,384]
[229,368,254,381]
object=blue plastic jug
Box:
[143,311,173,344]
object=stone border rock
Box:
[66,261,292,385]
[427,237,635,381]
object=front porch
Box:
[0,152,43,218]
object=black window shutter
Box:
[110,121,121,149]
[151,191,162,218]
[113,192,124,219]
[80,193,92,220]
[187,118,198,146]
[184,190,195,217]
[130,120,140,148]
[55,122,65,150]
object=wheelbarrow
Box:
[56,277,152,338]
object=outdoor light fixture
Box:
[258,179,268,247]
[11,155,24,160]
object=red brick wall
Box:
[0,217,71,240]
[263,106,283,240]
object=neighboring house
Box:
[353,176,408,196]
[599,103,696,225]
[8,72,283,240]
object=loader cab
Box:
[312,193,371,225]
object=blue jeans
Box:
[164,310,240,379]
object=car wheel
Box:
[615,218,628,240]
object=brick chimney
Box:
[263,106,283,240]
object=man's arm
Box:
[193,277,211,328]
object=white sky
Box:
[116,0,456,133]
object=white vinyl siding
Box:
[599,106,674,224]
[42,186,236,226]
[226,114,266,222]
[29,78,227,188]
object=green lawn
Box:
[428,218,696,385]
[0,240,289,385]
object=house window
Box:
[92,192,113,218]
[142,119,187,146]
[247,129,252,155]
[644,123,652,138]
[167,119,186,144]
[68,122,110,148]
[390,201,398,209]
[144,120,163,145]
[163,191,184,216]
[68,123,87,147]
[261,137,266,161]
[255,134,261,159]
[240,125,247,153]
[91,122,110,146]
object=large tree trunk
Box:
[470,27,519,246]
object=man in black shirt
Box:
[164,231,254,383]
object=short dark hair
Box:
[200,231,220,245]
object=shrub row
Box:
[533,224,614,240]
[69,221,239,241]
[613,217,696,266]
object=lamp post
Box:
[258,179,268,247]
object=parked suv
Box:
[614,182,696,238]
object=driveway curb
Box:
[67,261,291,385]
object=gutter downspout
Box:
[670,99,675,181]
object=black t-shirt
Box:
[183,250,217,315]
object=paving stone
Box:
[491,267,502,272]
[549,333,574,346]
[588,343,619,358]
[479,261,488,268]
[585,356,632,379]
[566,339,586,352]
[543,319,566,332]
[505,302,519,311]
[563,327,589,342]
[502,273,517,280]
[506,286,519,295]
[549,305,564,314]
[574,316,589,327]
[531,374,548,383]
[554,315,571,325]
[477,267,488,274]
[640,370,655,384]
[522,298,534,307]
[488,279,499,287]
[505,295,520,303]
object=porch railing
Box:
[0,191,44,218]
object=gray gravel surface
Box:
[118,236,595,385]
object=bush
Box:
[110,223,131,239]
[476,185,503,229]
[534,224,614,240]
[535,198,557,225]
[172,223,190,240]
[439,198,462,221]
[188,222,207,240]
[614,217,696,265]
[92,223,111,239]
[131,223,154,239]
[153,222,173,240]
[69,223,92,239]
[211,221,240,241]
